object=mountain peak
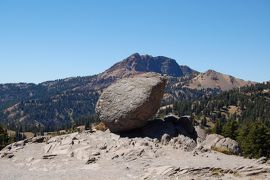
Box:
[205,69,218,74]
[102,53,196,79]
[127,52,142,59]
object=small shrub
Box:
[92,122,108,132]
[211,146,234,155]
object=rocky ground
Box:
[1,129,269,180]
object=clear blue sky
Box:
[0,0,269,83]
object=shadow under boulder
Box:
[119,115,198,141]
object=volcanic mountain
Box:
[100,53,196,79]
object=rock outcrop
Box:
[1,130,269,180]
[96,73,167,132]
[199,134,240,155]
[0,136,47,158]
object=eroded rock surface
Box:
[199,134,240,155]
[1,130,269,180]
[0,136,47,158]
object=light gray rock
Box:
[169,135,197,151]
[215,137,240,154]
[201,134,240,155]
[195,126,207,143]
[0,151,14,158]
[96,73,167,132]
[256,157,268,164]
[1,130,269,179]
[161,134,171,145]
[13,140,26,147]
[0,139,28,158]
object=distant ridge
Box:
[186,69,256,91]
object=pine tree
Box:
[222,119,239,140]
[237,122,270,158]
[0,125,10,150]
[213,119,223,134]
[85,120,90,130]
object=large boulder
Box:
[96,73,167,132]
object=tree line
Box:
[169,82,270,159]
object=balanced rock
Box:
[96,73,167,132]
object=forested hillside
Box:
[169,82,270,158]
[0,89,99,132]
